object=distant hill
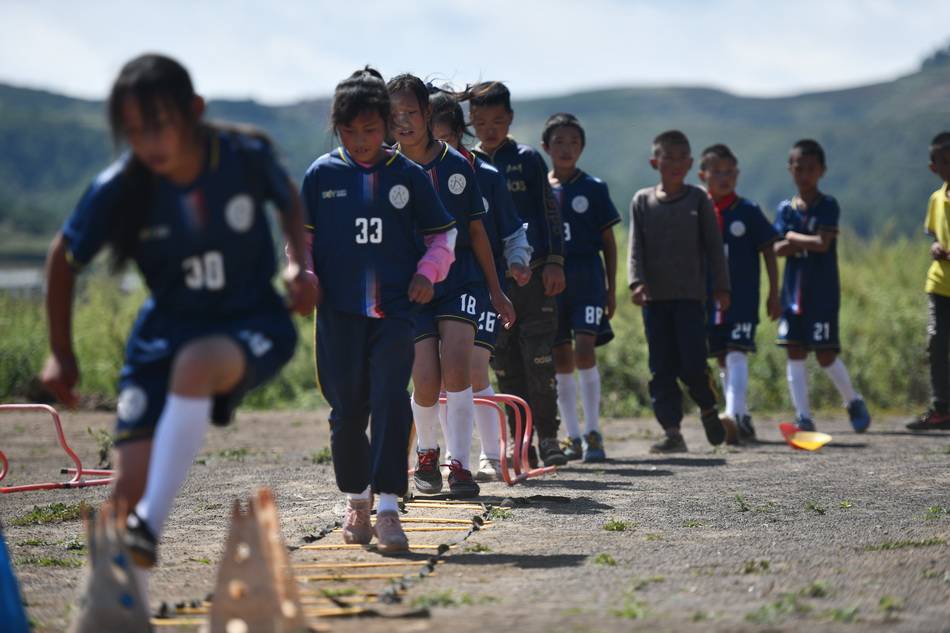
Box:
[2,58,949,244]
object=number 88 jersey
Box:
[62,130,295,319]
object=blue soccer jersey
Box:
[471,153,523,282]
[773,194,840,317]
[710,196,779,325]
[405,141,485,297]
[62,129,293,318]
[553,170,621,258]
[473,137,564,266]
[302,146,455,320]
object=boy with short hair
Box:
[542,113,621,462]
[470,81,569,466]
[628,130,730,453]
[773,139,870,432]
[698,144,781,443]
[908,131,950,431]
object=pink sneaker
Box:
[342,497,373,545]
[373,510,409,553]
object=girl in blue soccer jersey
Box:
[428,87,533,481]
[385,75,515,497]
[541,113,620,463]
[302,68,460,551]
[40,54,316,605]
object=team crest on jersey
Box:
[389,185,410,209]
[117,385,147,422]
[482,197,490,212]
[730,220,746,237]
[506,164,523,174]
[572,195,589,213]
[777,319,789,337]
[447,173,467,195]
[225,194,254,233]
[321,189,348,199]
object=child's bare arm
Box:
[784,229,835,253]
[761,244,782,320]
[601,225,618,318]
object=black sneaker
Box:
[906,409,950,431]
[700,408,725,445]
[737,414,757,442]
[124,510,158,568]
[446,460,480,498]
[538,437,568,466]
[561,437,583,461]
[413,447,443,494]
[650,434,688,454]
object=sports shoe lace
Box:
[444,458,472,481]
[416,449,439,471]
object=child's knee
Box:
[816,350,837,367]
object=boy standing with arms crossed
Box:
[470,82,568,466]
[908,132,950,431]
[773,139,870,432]
[698,144,781,442]
[629,130,730,453]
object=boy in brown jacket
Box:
[628,130,731,452]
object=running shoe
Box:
[906,409,950,431]
[538,437,568,466]
[561,437,583,461]
[700,408,725,445]
[446,459,480,498]
[582,431,607,462]
[649,434,688,454]
[413,447,442,494]
[475,456,502,482]
[737,414,757,442]
[795,415,815,432]
[341,497,373,545]
[846,398,871,433]
[124,510,158,568]
[374,511,409,553]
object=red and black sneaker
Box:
[446,459,480,499]
[906,409,950,431]
[413,447,443,494]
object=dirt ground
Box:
[2,407,950,633]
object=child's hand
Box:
[542,264,566,296]
[766,291,782,321]
[284,265,320,315]
[510,263,532,287]
[630,284,649,306]
[491,291,517,329]
[408,274,434,304]
[40,352,80,409]
[714,290,731,313]
[606,289,617,320]
[931,242,948,261]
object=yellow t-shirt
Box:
[925,183,950,296]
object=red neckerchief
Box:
[713,192,737,233]
[457,145,476,168]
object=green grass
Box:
[463,543,491,553]
[800,580,831,598]
[865,537,946,551]
[741,559,770,574]
[487,507,513,521]
[682,519,704,528]
[15,555,84,568]
[320,587,357,598]
[924,505,949,520]
[878,595,904,617]
[0,236,937,417]
[409,590,493,609]
[310,447,332,465]
[806,500,826,515]
[745,594,811,624]
[603,519,632,532]
[591,553,617,566]
[188,556,212,565]
[11,502,91,526]
[734,494,751,512]
[839,500,854,509]
[823,606,859,623]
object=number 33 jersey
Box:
[301,147,455,320]
[63,129,294,318]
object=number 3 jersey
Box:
[301,147,455,320]
[773,194,840,317]
[62,129,294,319]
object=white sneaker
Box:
[474,456,501,482]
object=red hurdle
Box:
[472,394,556,486]
[0,404,114,493]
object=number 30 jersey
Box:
[62,129,294,319]
[301,146,455,320]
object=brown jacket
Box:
[627,184,730,302]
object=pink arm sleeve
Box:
[416,227,457,283]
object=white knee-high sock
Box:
[822,358,858,404]
[411,395,441,451]
[556,373,581,439]
[718,366,728,401]
[445,388,475,470]
[725,352,749,418]
[346,485,371,502]
[437,403,450,460]
[377,493,399,514]
[134,395,211,538]
[577,367,601,434]
[786,360,810,419]
[473,386,501,460]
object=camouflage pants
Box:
[490,273,560,440]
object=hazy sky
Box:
[2,0,948,103]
